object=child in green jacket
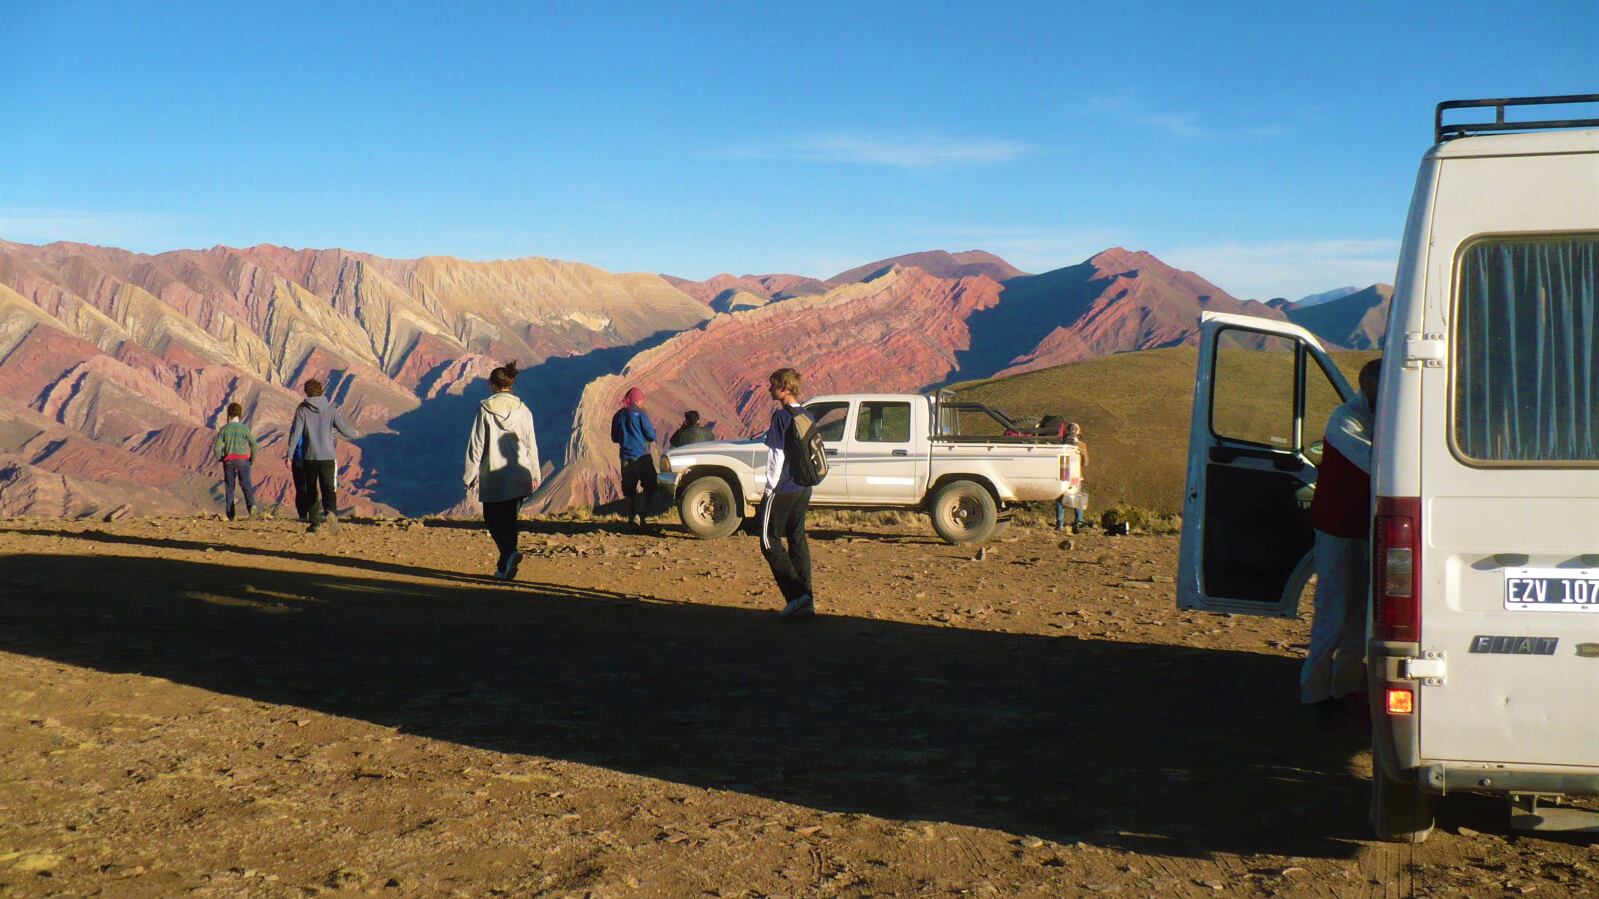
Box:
[213,402,259,520]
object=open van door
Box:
[1178,312,1356,617]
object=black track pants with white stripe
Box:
[759,487,812,603]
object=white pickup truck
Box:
[657,391,1085,544]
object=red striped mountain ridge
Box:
[0,238,1388,518]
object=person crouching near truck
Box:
[761,367,816,619]
[464,361,540,580]
[1301,359,1382,709]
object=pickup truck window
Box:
[805,402,850,442]
[1210,329,1297,450]
[1454,235,1599,464]
[855,402,911,443]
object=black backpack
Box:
[785,408,829,487]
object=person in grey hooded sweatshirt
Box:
[464,361,540,579]
[285,378,361,533]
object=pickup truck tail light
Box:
[1060,452,1080,485]
[1373,496,1422,642]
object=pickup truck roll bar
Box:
[1435,93,1599,143]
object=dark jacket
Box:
[287,396,360,462]
[611,406,657,461]
[670,424,715,448]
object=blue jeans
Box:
[223,459,255,518]
[1055,498,1084,529]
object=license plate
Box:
[1505,567,1599,611]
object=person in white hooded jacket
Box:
[464,362,540,579]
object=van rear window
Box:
[1455,236,1599,463]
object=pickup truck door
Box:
[803,400,851,503]
[1177,312,1356,617]
[842,399,923,504]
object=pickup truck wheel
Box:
[1369,767,1434,843]
[678,476,742,539]
[929,480,999,545]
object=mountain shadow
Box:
[0,544,1374,860]
[942,262,1104,385]
[356,331,680,516]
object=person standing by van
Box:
[610,386,658,531]
[213,402,259,521]
[1302,359,1382,707]
[464,362,539,580]
[286,378,361,533]
[761,367,816,618]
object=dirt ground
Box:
[0,514,1595,898]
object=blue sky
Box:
[3,1,1595,299]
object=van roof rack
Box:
[1436,94,1599,143]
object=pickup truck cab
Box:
[1179,95,1599,842]
[658,392,1083,544]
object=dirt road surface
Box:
[0,516,1594,897]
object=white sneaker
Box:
[779,594,815,618]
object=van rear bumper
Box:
[1420,763,1599,797]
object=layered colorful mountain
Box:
[0,237,1389,518]
[827,249,1026,285]
[544,248,1300,509]
[535,266,1006,510]
[0,240,709,517]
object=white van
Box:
[1178,94,1599,843]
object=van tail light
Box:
[1060,454,1069,482]
[1386,687,1414,715]
[1374,496,1422,642]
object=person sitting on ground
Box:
[213,401,259,521]
[464,361,540,580]
[286,378,360,533]
[670,410,715,448]
[1055,422,1088,533]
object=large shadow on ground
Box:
[358,331,680,516]
[1,539,1370,861]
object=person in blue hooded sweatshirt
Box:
[610,386,657,531]
[285,378,360,533]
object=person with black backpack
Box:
[760,367,824,618]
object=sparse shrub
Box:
[1099,503,1181,535]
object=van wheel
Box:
[679,476,742,539]
[1370,767,1435,843]
[929,480,999,545]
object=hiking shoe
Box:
[779,594,815,618]
[326,513,340,533]
[503,550,523,580]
